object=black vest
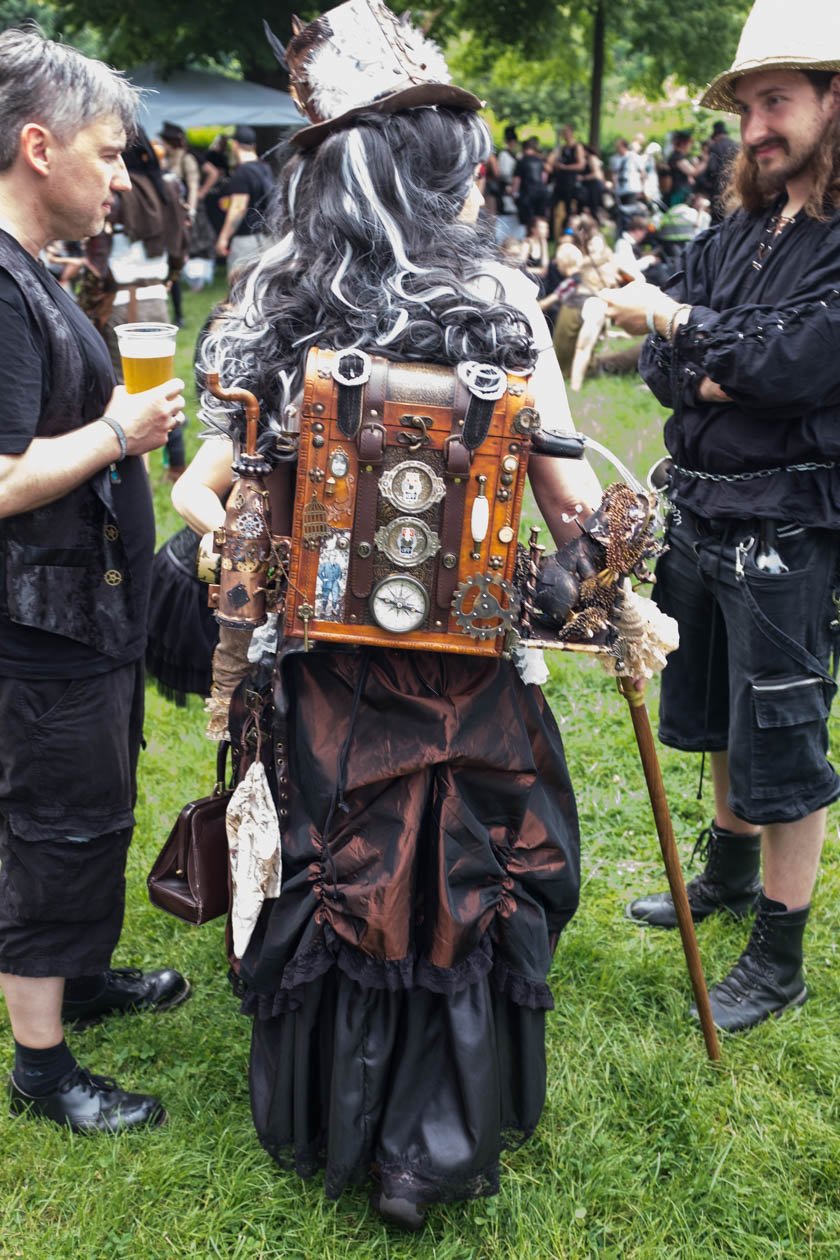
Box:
[0,234,136,658]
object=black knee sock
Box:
[13,1038,77,1096]
[63,974,106,1002]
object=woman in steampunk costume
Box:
[195,0,601,1230]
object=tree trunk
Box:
[588,0,606,151]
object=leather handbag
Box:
[147,742,232,924]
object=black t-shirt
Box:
[514,154,546,194]
[226,160,274,236]
[0,253,155,678]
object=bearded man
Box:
[602,0,840,1033]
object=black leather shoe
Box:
[8,1066,166,1133]
[626,823,761,928]
[62,967,190,1030]
[370,1190,426,1232]
[690,893,809,1033]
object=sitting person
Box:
[551,242,609,390]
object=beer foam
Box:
[116,335,176,358]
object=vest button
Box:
[104,569,123,585]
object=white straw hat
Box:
[701,0,840,112]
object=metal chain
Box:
[672,459,839,484]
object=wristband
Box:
[645,308,657,335]
[666,303,692,342]
[100,414,128,462]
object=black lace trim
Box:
[238,933,554,1018]
[258,1127,534,1203]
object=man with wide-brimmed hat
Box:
[602,0,840,1033]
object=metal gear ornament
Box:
[452,573,520,641]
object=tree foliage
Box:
[434,0,751,135]
[47,0,307,82]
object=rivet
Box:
[312,435,325,448]
[313,403,325,415]
[312,421,325,433]
[442,553,457,570]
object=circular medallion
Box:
[374,516,440,568]
[370,574,429,633]
[379,461,446,514]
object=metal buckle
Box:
[457,361,508,402]
[331,349,372,388]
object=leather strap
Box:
[462,395,495,451]
[346,358,388,614]
[336,350,369,438]
[433,375,472,612]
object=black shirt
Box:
[514,154,546,195]
[639,202,840,526]
[0,256,155,677]
[226,160,274,236]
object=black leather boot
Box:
[626,822,761,928]
[691,892,809,1033]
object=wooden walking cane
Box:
[618,677,721,1062]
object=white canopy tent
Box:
[130,65,302,138]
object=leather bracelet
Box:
[666,303,692,342]
[100,414,128,462]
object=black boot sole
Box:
[64,979,192,1032]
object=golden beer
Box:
[114,323,178,394]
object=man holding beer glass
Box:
[0,29,189,1132]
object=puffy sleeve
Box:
[484,261,575,431]
[642,219,840,420]
[677,291,840,417]
[638,225,722,408]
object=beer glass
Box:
[114,322,178,394]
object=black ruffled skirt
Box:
[239,647,580,1204]
[145,527,219,703]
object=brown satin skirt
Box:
[239,647,580,1204]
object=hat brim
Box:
[701,57,840,111]
[290,82,484,149]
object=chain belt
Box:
[672,459,839,484]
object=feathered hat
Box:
[701,0,840,112]
[264,0,483,149]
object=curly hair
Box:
[200,107,536,459]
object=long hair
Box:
[200,107,536,458]
[723,72,840,220]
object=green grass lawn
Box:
[2,276,839,1259]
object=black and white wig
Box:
[200,107,536,459]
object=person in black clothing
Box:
[601,0,840,1034]
[510,135,549,226]
[548,124,585,237]
[667,129,696,205]
[0,29,189,1131]
[695,121,741,222]
[215,124,273,277]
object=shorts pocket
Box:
[751,675,834,800]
